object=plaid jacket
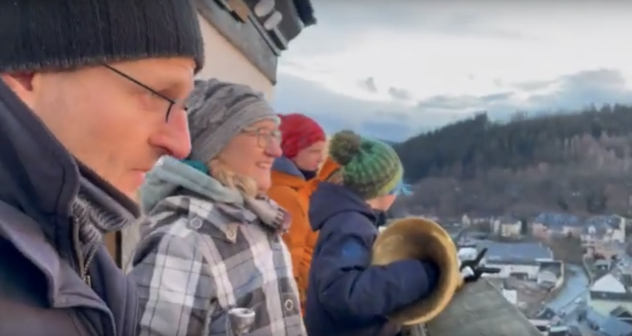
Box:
[128,194,306,336]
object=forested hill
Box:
[392,104,632,217]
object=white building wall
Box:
[484,263,540,279]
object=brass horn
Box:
[372,217,461,326]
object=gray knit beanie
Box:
[0,0,204,72]
[186,79,278,163]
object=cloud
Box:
[273,69,632,142]
[414,12,535,41]
[357,77,413,101]
[272,74,441,140]
[285,2,541,59]
[388,87,413,101]
[415,92,515,111]
[358,77,378,93]
[521,69,632,112]
[273,2,632,142]
[511,79,556,92]
[356,77,412,101]
[414,69,632,119]
[311,2,535,39]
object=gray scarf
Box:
[213,194,291,235]
[71,173,139,251]
[243,195,291,233]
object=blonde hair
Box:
[207,159,258,197]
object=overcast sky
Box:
[271,1,632,141]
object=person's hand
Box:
[460,264,500,283]
[458,248,500,284]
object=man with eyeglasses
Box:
[0,1,203,335]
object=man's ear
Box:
[1,72,36,106]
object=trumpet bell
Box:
[372,217,460,326]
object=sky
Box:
[271,1,632,142]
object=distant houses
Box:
[492,216,523,238]
[532,213,583,239]
[583,307,632,336]
[594,259,613,273]
[530,271,632,336]
[495,212,630,244]
[474,241,563,288]
[581,215,628,260]
[447,212,632,336]
[456,214,524,238]
[530,213,628,259]
[457,240,563,286]
[589,273,632,318]
[571,272,632,336]
[538,261,564,290]
[581,215,627,245]
[460,212,628,243]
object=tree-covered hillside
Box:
[393,104,632,217]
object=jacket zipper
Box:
[81,243,100,287]
[71,219,120,336]
[72,220,99,287]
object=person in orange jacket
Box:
[304,155,341,275]
[269,113,327,310]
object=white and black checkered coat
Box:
[128,158,306,336]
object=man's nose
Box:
[150,110,191,159]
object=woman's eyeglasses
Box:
[242,127,282,148]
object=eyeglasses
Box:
[242,127,282,148]
[103,64,188,121]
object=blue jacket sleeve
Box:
[312,212,439,321]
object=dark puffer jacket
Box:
[304,182,439,336]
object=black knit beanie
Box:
[0,0,205,73]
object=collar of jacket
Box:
[271,156,307,189]
[305,156,340,194]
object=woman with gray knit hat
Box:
[128,79,307,336]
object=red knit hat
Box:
[278,113,326,158]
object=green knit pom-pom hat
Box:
[328,130,403,200]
